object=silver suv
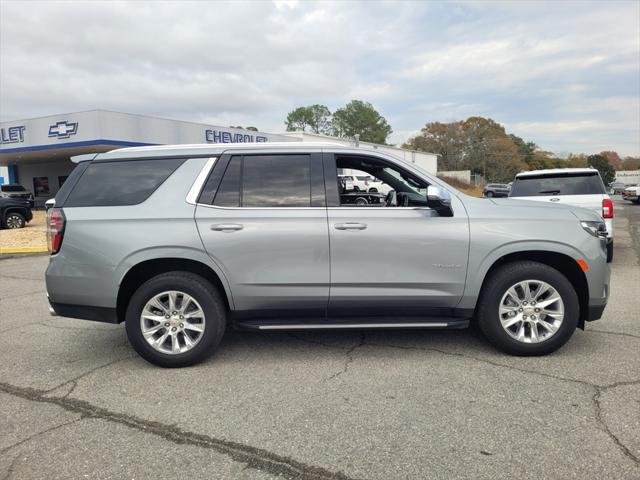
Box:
[46,143,610,367]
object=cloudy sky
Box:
[1,0,639,156]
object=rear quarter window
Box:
[63,158,185,207]
[510,173,605,196]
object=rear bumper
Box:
[586,302,607,322]
[48,299,119,324]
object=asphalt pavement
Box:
[0,198,638,479]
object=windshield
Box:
[510,173,605,196]
[1,185,27,192]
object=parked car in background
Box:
[0,197,33,229]
[0,184,34,207]
[609,182,627,195]
[622,185,640,204]
[46,143,609,367]
[509,168,614,262]
[338,175,354,191]
[340,173,393,194]
[483,183,511,198]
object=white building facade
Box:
[0,110,437,206]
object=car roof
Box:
[71,142,357,163]
[515,168,598,178]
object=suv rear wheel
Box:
[125,272,226,367]
[477,261,579,355]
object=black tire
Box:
[353,186,360,192]
[125,271,226,368]
[485,191,493,198]
[606,241,614,263]
[477,261,579,356]
[368,188,378,193]
[355,197,369,205]
[4,212,26,229]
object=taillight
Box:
[47,208,66,254]
[602,198,613,219]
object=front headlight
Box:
[581,221,607,238]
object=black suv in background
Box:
[0,184,34,207]
[483,183,511,197]
[0,197,33,229]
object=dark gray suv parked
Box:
[46,143,610,367]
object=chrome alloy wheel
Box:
[5,214,23,228]
[140,291,206,355]
[498,280,564,344]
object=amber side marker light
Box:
[576,259,589,272]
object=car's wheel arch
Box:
[116,251,234,324]
[472,248,589,328]
[3,208,27,222]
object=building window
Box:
[33,177,50,196]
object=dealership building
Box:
[0,110,437,206]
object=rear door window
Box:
[212,154,323,208]
[510,173,605,196]
[64,158,185,207]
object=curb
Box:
[0,246,49,254]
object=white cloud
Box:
[0,0,638,155]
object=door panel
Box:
[196,206,329,317]
[195,152,330,319]
[327,207,469,317]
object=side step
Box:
[236,319,469,331]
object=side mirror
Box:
[45,199,55,211]
[426,186,453,217]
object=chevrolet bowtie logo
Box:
[48,121,78,139]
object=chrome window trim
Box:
[186,157,217,205]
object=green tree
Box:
[565,153,588,168]
[460,117,526,182]
[285,104,332,134]
[246,126,258,132]
[587,154,616,185]
[404,116,526,182]
[402,121,465,171]
[509,134,537,164]
[332,100,392,144]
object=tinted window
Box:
[64,158,184,207]
[510,173,605,197]
[213,156,241,207]
[242,155,310,207]
[1,185,26,192]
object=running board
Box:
[237,320,469,331]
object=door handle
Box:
[334,222,367,230]
[211,224,243,232]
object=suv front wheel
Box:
[125,272,226,367]
[477,261,579,355]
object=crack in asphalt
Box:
[593,381,640,464]
[0,417,84,456]
[36,321,118,332]
[45,355,137,398]
[1,453,19,480]
[364,340,640,466]
[589,329,640,340]
[325,333,366,382]
[0,274,42,281]
[0,382,360,480]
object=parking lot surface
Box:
[1,198,638,480]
